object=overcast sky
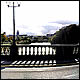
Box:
[1,1,79,35]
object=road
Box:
[1,65,79,79]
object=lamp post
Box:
[7,2,20,58]
[7,2,20,45]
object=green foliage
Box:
[1,33,6,43]
[49,24,80,59]
[17,35,21,41]
[50,24,80,44]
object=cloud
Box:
[15,24,44,35]
[16,20,79,35]
[2,19,79,36]
[41,20,79,35]
[42,25,57,34]
[1,1,79,35]
[49,20,79,25]
[41,22,63,35]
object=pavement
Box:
[1,64,79,79]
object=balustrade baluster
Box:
[45,47,46,55]
[51,47,53,55]
[9,47,10,55]
[38,47,40,55]
[5,48,8,55]
[21,47,23,55]
[48,47,49,55]
[42,47,45,55]
[33,47,35,55]
[37,47,39,55]
[27,47,29,55]
[35,47,37,55]
[30,47,32,55]
[50,47,52,55]
[76,47,79,54]
[2,47,4,55]
[31,47,33,55]
[44,47,46,55]
[41,47,42,55]
[33,47,34,55]
[53,48,56,55]
[23,47,25,55]
[18,47,21,55]
[73,47,76,54]
[46,47,48,55]
[74,46,78,54]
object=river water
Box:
[30,42,51,45]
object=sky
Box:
[1,1,79,35]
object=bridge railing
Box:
[17,45,56,56]
[1,45,11,55]
[1,44,79,55]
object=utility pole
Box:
[7,2,20,45]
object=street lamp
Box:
[6,1,20,45]
[6,1,21,57]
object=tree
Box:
[1,32,8,43]
[50,24,80,61]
